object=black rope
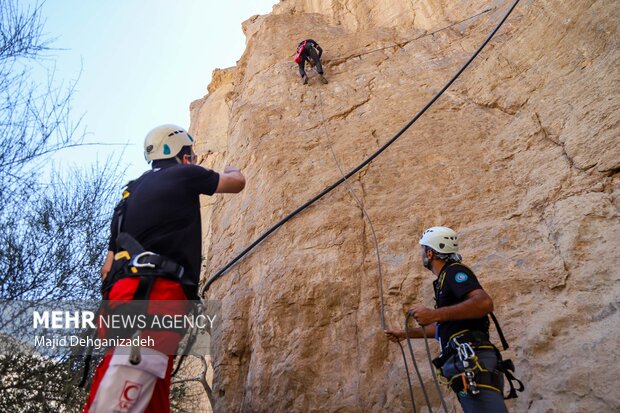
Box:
[201,0,521,298]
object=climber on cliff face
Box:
[384,226,522,413]
[294,38,328,85]
[83,124,245,413]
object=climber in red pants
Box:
[83,124,245,412]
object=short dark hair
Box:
[151,146,193,169]
[176,145,193,159]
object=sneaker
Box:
[302,76,308,85]
[319,75,328,84]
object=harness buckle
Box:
[130,251,157,269]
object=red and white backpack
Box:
[294,40,307,64]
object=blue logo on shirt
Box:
[455,272,468,283]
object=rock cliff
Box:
[189,0,619,411]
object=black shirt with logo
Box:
[108,162,220,293]
[434,262,490,355]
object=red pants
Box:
[83,277,187,413]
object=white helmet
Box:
[419,226,459,254]
[144,124,194,162]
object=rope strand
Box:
[315,86,420,409]
[201,0,522,298]
[200,1,522,411]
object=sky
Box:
[37,0,277,181]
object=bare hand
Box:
[408,306,438,326]
[384,329,405,343]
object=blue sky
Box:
[38,0,276,180]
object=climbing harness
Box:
[407,311,524,410]
[103,175,193,301]
[456,340,480,395]
[79,176,193,386]
[422,262,524,404]
[432,329,524,399]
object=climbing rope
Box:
[198,0,522,410]
[398,340,419,413]
[200,0,521,302]
[314,88,386,329]
[405,313,435,412]
[399,0,522,409]
[328,6,495,66]
[315,85,424,410]
[421,323,449,412]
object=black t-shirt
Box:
[298,39,321,59]
[299,39,318,49]
[108,162,219,292]
[433,262,490,354]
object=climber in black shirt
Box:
[294,39,328,85]
[385,226,513,413]
[85,124,245,412]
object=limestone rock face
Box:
[189,0,619,411]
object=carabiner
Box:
[130,251,157,268]
[458,342,476,362]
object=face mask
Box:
[422,251,432,270]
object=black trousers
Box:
[298,46,323,77]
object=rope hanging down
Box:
[315,87,422,409]
[201,0,520,298]
[315,88,387,330]
[405,313,436,413]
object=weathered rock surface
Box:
[188,0,619,411]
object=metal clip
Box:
[465,368,480,395]
[130,251,157,268]
[457,342,480,395]
[458,342,476,362]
